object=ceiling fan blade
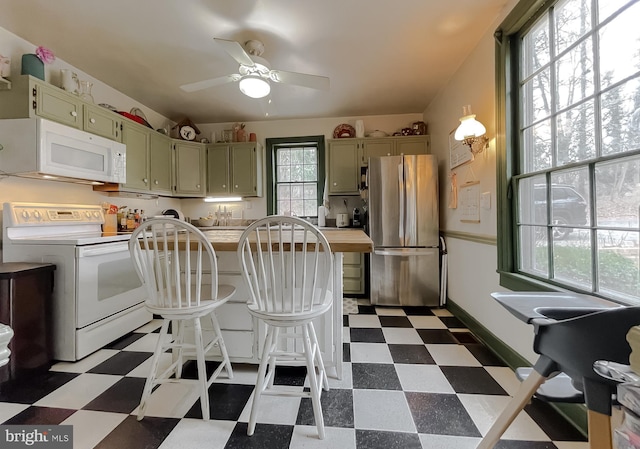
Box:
[270,70,330,91]
[214,38,255,67]
[180,74,241,92]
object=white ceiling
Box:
[1,0,508,124]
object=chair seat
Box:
[246,289,333,324]
[515,367,584,403]
[145,283,236,317]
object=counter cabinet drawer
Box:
[216,302,253,330]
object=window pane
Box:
[552,232,592,288]
[595,156,640,229]
[599,2,640,90]
[304,148,317,164]
[291,183,303,199]
[277,148,290,165]
[601,77,640,156]
[290,200,304,216]
[291,148,304,164]
[304,200,317,217]
[519,176,547,225]
[278,166,290,182]
[277,200,289,215]
[291,164,304,182]
[278,184,291,200]
[519,226,549,277]
[597,230,639,301]
[555,39,594,111]
[521,69,552,126]
[522,120,552,173]
[556,101,596,166]
[522,16,550,79]
[599,0,635,22]
[550,168,590,231]
[554,0,591,55]
[304,183,317,199]
[303,164,317,182]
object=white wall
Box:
[423,0,538,362]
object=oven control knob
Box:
[93,211,100,219]
[33,210,42,220]
[85,211,91,218]
[21,210,30,220]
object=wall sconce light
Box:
[454,105,490,155]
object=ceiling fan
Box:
[180,38,330,99]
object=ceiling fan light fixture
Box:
[239,75,270,98]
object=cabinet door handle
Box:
[71,111,77,117]
[235,185,239,188]
[333,182,337,186]
[196,184,201,189]
[143,178,148,184]
[154,180,159,185]
[222,184,226,188]
[89,118,96,124]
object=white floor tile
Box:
[238,390,302,425]
[214,363,258,385]
[290,425,356,448]
[34,373,121,409]
[0,402,29,423]
[61,410,127,449]
[49,349,119,373]
[132,381,201,418]
[395,364,455,393]
[418,433,481,449]
[382,328,423,344]
[375,307,406,316]
[353,389,416,433]
[348,315,381,328]
[134,319,164,333]
[426,345,482,367]
[432,309,454,317]
[357,299,371,305]
[327,362,353,389]
[343,326,351,343]
[554,442,589,449]
[457,393,550,441]
[349,343,393,363]
[126,352,174,378]
[484,366,522,396]
[408,316,447,329]
[159,418,236,449]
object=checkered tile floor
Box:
[0,304,588,449]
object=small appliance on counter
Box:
[353,208,361,227]
[336,213,349,228]
[162,209,186,221]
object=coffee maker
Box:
[352,208,361,227]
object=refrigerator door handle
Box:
[374,248,436,256]
[398,163,404,244]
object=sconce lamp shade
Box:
[454,105,490,156]
[239,75,271,98]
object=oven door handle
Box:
[77,242,130,257]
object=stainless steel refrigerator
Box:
[368,154,440,306]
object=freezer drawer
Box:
[370,247,440,306]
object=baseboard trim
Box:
[447,299,588,437]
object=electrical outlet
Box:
[481,192,491,210]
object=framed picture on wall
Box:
[449,128,473,169]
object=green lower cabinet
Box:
[343,252,365,295]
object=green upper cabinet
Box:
[360,139,394,166]
[121,120,150,192]
[34,82,83,128]
[83,103,121,141]
[395,136,430,155]
[206,142,263,197]
[149,132,172,195]
[173,141,206,197]
[328,140,359,195]
[207,144,230,195]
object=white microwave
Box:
[0,117,126,184]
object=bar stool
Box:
[237,216,333,439]
[478,292,640,449]
[129,218,235,420]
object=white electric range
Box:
[2,202,152,361]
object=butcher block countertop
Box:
[199,228,373,253]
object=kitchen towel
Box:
[322,177,330,210]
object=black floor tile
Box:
[524,398,587,441]
[465,343,508,366]
[224,422,294,449]
[83,377,146,414]
[104,332,146,350]
[2,406,76,425]
[357,305,377,315]
[351,363,402,390]
[405,392,481,437]
[440,366,508,395]
[296,388,354,428]
[350,328,385,343]
[355,429,422,449]
[378,316,413,327]
[439,316,466,328]
[273,365,307,386]
[343,343,351,362]
[94,415,180,449]
[402,306,435,316]
[388,344,435,364]
[452,331,479,344]
[185,383,254,420]
[179,359,222,379]
[88,351,152,376]
[417,329,458,344]
[0,372,78,404]
[343,315,349,327]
